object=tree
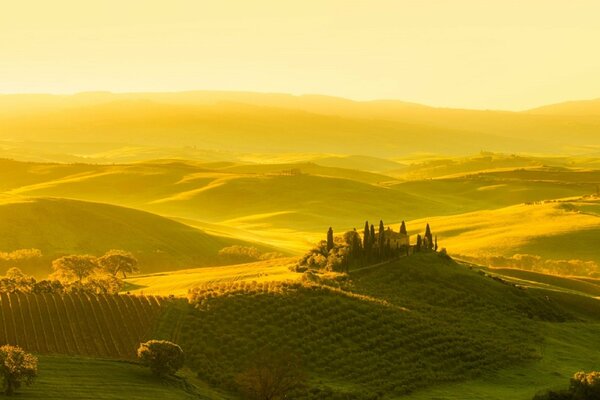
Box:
[137,340,184,377]
[400,221,407,235]
[435,235,439,252]
[326,227,334,252]
[416,235,423,252]
[236,351,307,400]
[378,220,385,257]
[425,224,434,251]
[2,268,35,292]
[370,224,376,249]
[0,345,38,396]
[51,255,97,283]
[97,250,139,278]
[363,221,370,255]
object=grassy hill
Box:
[150,253,600,399]
[0,197,261,276]
[2,253,600,399]
[15,356,202,400]
[1,159,596,254]
[125,258,298,297]
[413,198,600,269]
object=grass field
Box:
[125,257,299,296]
[405,322,600,400]
[411,198,600,266]
[15,356,200,399]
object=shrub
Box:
[137,340,184,377]
[235,350,306,400]
[0,345,38,396]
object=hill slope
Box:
[153,253,600,399]
[0,197,260,276]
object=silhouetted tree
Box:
[51,255,97,283]
[416,235,423,252]
[370,224,376,249]
[0,345,37,396]
[363,221,370,256]
[97,250,139,278]
[378,220,385,258]
[425,224,434,251]
[435,235,439,252]
[400,221,407,235]
[326,227,334,252]
[137,340,184,377]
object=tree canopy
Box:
[0,345,38,396]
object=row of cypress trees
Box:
[326,220,437,266]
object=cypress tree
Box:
[400,221,407,235]
[378,220,385,258]
[327,227,334,252]
[352,228,362,256]
[370,224,376,248]
[425,224,433,250]
[416,234,422,252]
[434,235,439,252]
[363,221,370,252]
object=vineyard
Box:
[156,253,595,400]
[0,292,164,359]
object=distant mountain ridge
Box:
[0,91,599,157]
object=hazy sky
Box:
[2,0,599,110]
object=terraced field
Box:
[0,292,164,359]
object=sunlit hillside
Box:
[0,196,265,276]
[415,197,600,269]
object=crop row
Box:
[0,292,164,359]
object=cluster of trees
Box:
[0,249,43,271]
[296,220,437,272]
[534,371,600,400]
[218,246,284,264]
[0,250,138,295]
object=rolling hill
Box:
[1,92,600,158]
[413,197,600,271]
[3,252,600,399]
[1,159,597,255]
[0,197,264,276]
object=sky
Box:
[1,0,599,110]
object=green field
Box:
[15,356,200,399]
